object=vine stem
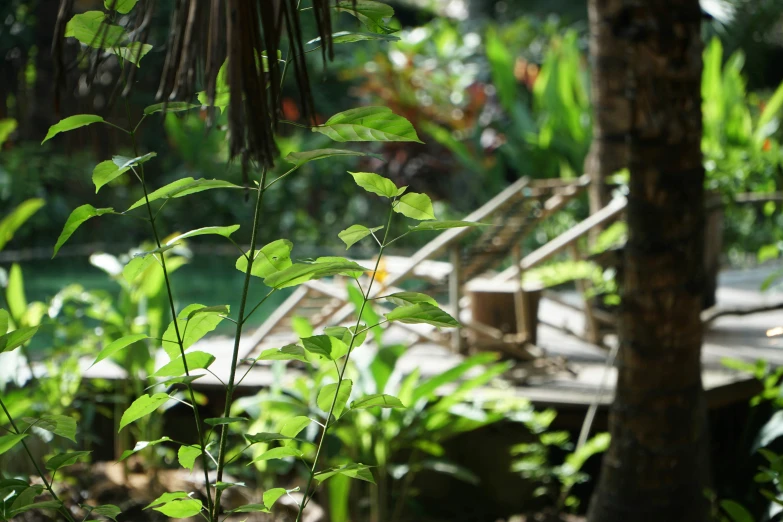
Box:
[120,96,214,516]
[211,167,268,520]
[0,396,76,522]
[295,201,397,522]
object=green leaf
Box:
[0,309,7,335]
[45,451,91,472]
[119,437,172,461]
[249,446,303,464]
[256,344,309,363]
[323,325,367,348]
[152,351,216,378]
[144,102,199,115]
[0,199,45,252]
[383,292,437,307]
[394,192,435,220]
[119,393,170,431]
[412,353,498,402]
[339,224,383,249]
[0,118,17,147]
[161,304,226,358]
[280,416,311,438]
[284,148,372,168]
[88,504,122,521]
[263,488,287,509]
[0,326,39,354]
[64,12,125,49]
[10,500,63,517]
[264,258,369,289]
[314,106,422,143]
[309,31,401,44]
[720,500,754,522]
[408,220,487,231]
[21,414,77,443]
[122,255,156,283]
[177,445,202,470]
[229,504,269,514]
[153,498,202,519]
[166,225,240,245]
[317,380,353,418]
[386,303,459,327]
[314,463,375,484]
[42,114,105,144]
[6,263,26,322]
[106,42,153,67]
[334,1,395,34]
[348,171,399,198]
[0,433,27,456]
[91,334,148,368]
[145,375,203,391]
[93,152,156,193]
[350,394,405,410]
[236,239,293,279]
[105,0,137,14]
[146,492,189,509]
[127,178,242,211]
[204,417,245,426]
[187,305,230,320]
[302,335,349,360]
[245,433,296,444]
[53,204,114,257]
[759,82,783,138]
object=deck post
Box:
[512,244,528,342]
[450,245,464,353]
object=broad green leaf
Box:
[144,375,203,391]
[351,394,405,410]
[187,305,230,320]
[229,504,269,514]
[236,239,293,279]
[161,304,225,358]
[146,492,189,509]
[386,303,459,327]
[0,326,39,354]
[348,172,398,198]
[263,488,287,509]
[65,12,125,48]
[91,334,148,367]
[119,393,170,431]
[720,500,754,522]
[106,42,153,66]
[177,445,202,470]
[284,148,371,168]
[0,199,45,252]
[6,263,26,322]
[105,0,137,13]
[127,178,241,211]
[0,118,17,147]
[264,259,369,289]
[334,1,395,34]
[152,351,216,377]
[144,102,199,115]
[412,353,498,402]
[53,204,114,257]
[88,504,122,521]
[245,433,296,444]
[408,220,487,231]
[153,499,202,519]
[280,416,311,438]
[317,380,353,418]
[21,414,77,443]
[10,500,63,517]
[308,31,400,44]
[0,433,27,456]
[323,325,367,348]
[394,192,435,220]
[302,335,349,360]
[119,437,172,461]
[42,114,105,144]
[249,446,303,464]
[7,483,43,513]
[45,451,91,471]
[339,224,383,249]
[166,225,240,245]
[370,344,404,395]
[0,309,7,335]
[759,82,783,139]
[315,256,365,278]
[257,344,308,363]
[314,463,375,484]
[314,107,422,143]
[204,417,245,426]
[383,292,437,307]
[93,152,156,193]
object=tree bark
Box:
[586,1,711,521]
[585,0,631,215]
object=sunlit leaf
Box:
[314,463,375,484]
[64,12,125,49]
[263,258,369,289]
[383,292,437,307]
[166,225,240,245]
[317,380,353,418]
[104,0,137,13]
[394,193,435,220]
[323,325,367,347]
[93,152,156,193]
[284,148,372,168]
[21,414,77,443]
[144,102,200,115]
[385,303,459,327]
[161,304,226,358]
[45,451,91,472]
[0,326,39,354]
[144,375,204,391]
[308,31,400,45]
[152,351,216,377]
[204,417,245,426]
[0,199,45,252]
[127,178,242,211]
[256,344,308,363]
[338,224,383,249]
[236,239,293,279]
[245,433,296,444]
[177,445,202,470]
[0,433,27,456]
[0,118,17,147]
[408,220,487,231]
[6,264,26,322]
[302,335,349,360]
[153,498,202,519]
[106,42,153,66]
[0,309,7,335]
[119,437,172,461]
[348,172,398,199]
[280,416,311,438]
[350,394,405,410]
[314,107,422,143]
[334,1,395,34]
[42,114,105,144]
[248,446,303,464]
[119,393,170,431]
[91,334,148,368]
[53,205,114,257]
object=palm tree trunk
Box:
[586,1,711,521]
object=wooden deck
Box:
[77,265,783,412]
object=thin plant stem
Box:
[211,168,268,520]
[120,95,214,516]
[295,202,397,522]
[242,288,276,326]
[0,396,76,522]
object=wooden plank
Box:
[497,196,627,281]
